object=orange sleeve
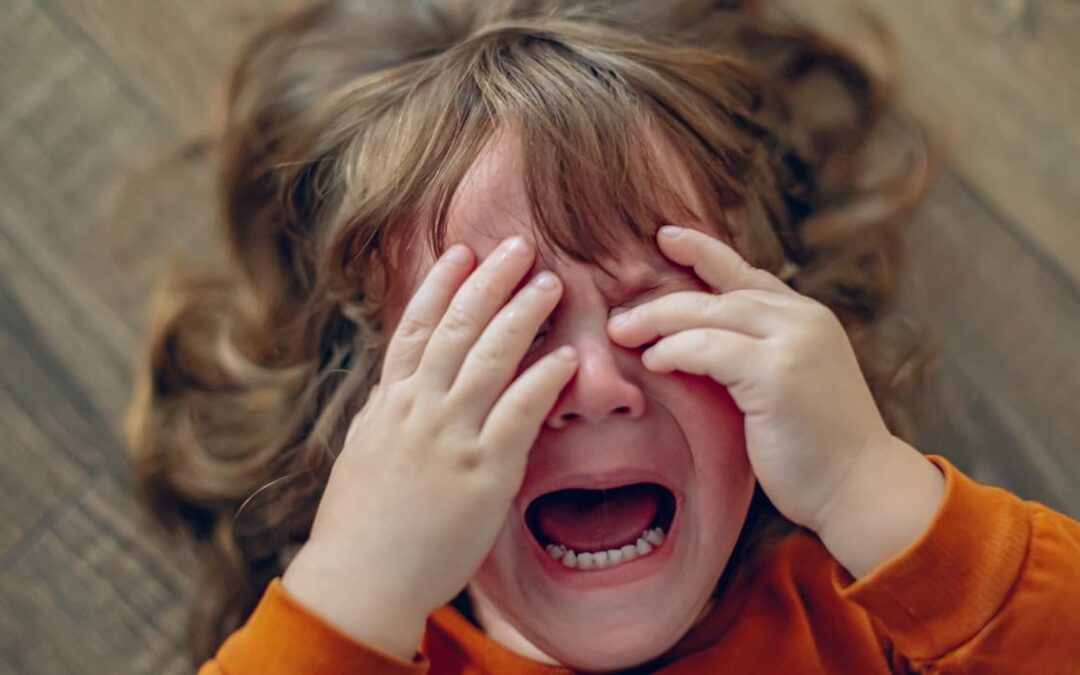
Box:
[835,454,1080,671]
[197,579,430,675]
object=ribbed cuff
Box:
[833,455,1031,659]
[217,578,430,675]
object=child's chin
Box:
[518,604,702,672]
[474,518,716,671]
[470,496,739,669]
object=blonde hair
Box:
[125,0,935,662]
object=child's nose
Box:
[544,338,646,430]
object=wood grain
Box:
[899,173,1080,515]
[779,0,1080,290]
[0,0,1077,672]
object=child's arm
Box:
[610,225,1080,669]
[279,236,576,661]
[196,235,576,673]
[607,225,943,540]
[833,451,1080,670]
[814,434,946,579]
[197,579,432,675]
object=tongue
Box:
[533,483,661,552]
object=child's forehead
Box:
[438,129,708,260]
[438,216,703,307]
[393,125,726,299]
[443,128,708,244]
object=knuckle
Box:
[441,303,475,336]
[469,273,504,303]
[497,307,529,335]
[395,315,432,341]
[771,348,803,380]
[382,377,411,398]
[471,341,509,366]
[453,443,486,471]
[382,381,417,415]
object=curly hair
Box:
[124,0,936,663]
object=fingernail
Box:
[446,245,470,264]
[531,271,558,289]
[658,226,683,238]
[555,345,577,360]
[507,236,529,254]
[609,311,632,329]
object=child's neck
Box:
[468,586,562,665]
[465,586,719,667]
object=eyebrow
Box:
[524,248,691,303]
[587,246,701,303]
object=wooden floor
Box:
[0,1,1077,672]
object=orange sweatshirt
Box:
[199,456,1080,673]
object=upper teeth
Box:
[544,527,667,570]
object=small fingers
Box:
[419,236,536,388]
[381,244,474,383]
[640,327,759,386]
[655,227,796,297]
[449,270,564,420]
[608,290,778,347]
[481,345,579,478]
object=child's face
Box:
[391,131,755,670]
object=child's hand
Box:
[282,236,578,660]
[606,226,935,544]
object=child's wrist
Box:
[815,436,947,579]
[281,543,429,662]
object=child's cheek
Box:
[663,372,746,461]
[662,371,754,534]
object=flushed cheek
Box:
[468,375,754,667]
[662,373,747,470]
[663,373,754,552]
[471,494,738,669]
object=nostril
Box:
[614,406,631,414]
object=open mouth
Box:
[524,482,677,571]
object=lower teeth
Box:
[544,527,666,570]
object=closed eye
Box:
[528,284,675,353]
[530,319,554,351]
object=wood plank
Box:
[0,398,85,565]
[782,0,1080,291]
[915,352,1079,518]
[0,8,202,668]
[0,275,102,561]
[0,473,195,675]
[965,0,1080,118]
[897,171,1080,517]
[42,0,266,132]
[0,2,1076,673]
[0,0,207,427]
